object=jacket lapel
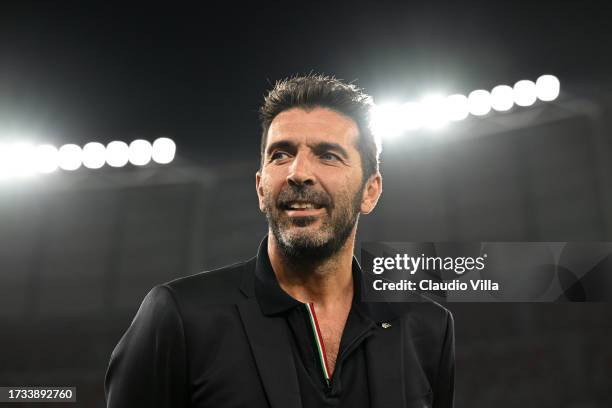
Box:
[366,318,406,408]
[237,297,303,408]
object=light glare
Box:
[420,96,448,129]
[58,144,83,171]
[152,137,176,164]
[400,102,423,130]
[370,103,406,138]
[536,74,560,102]
[490,85,514,112]
[128,139,153,166]
[106,141,129,168]
[513,80,537,107]
[36,144,59,173]
[445,94,469,121]
[468,90,492,116]
[82,142,106,169]
[0,143,37,178]
[0,145,7,179]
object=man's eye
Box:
[271,151,289,161]
[321,152,340,161]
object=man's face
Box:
[256,107,381,262]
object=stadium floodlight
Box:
[468,89,492,116]
[106,141,130,168]
[58,144,83,171]
[513,80,537,107]
[0,144,11,180]
[0,143,36,179]
[128,139,153,166]
[490,85,514,112]
[0,136,177,181]
[370,103,407,138]
[0,145,6,179]
[368,73,559,138]
[0,144,10,180]
[35,144,60,173]
[14,143,37,177]
[82,142,106,169]
[535,74,560,102]
[400,102,423,131]
[445,94,469,121]
[420,95,448,129]
[152,137,176,164]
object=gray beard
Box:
[265,186,363,266]
[269,213,357,265]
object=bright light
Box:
[0,136,176,180]
[468,90,492,116]
[536,74,560,102]
[420,95,448,129]
[0,144,10,180]
[128,139,153,166]
[152,137,176,164]
[0,143,37,179]
[370,103,406,138]
[16,144,37,177]
[400,102,423,130]
[106,141,129,168]
[490,85,514,112]
[15,143,36,177]
[367,74,559,136]
[513,80,537,107]
[445,94,469,121]
[35,144,59,173]
[58,144,83,171]
[82,142,106,169]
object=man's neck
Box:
[267,232,355,310]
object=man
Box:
[105,74,455,408]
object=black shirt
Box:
[254,241,376,408]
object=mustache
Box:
[276,187,332,209]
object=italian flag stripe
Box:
[305,302,331,385]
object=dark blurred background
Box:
[1,2,611,407]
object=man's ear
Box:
[255,170,266,213]
[360,172,383,214]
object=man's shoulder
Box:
[160,257,255,306]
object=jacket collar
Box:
[237,235,409,408]
[239,235,401,324]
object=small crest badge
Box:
[381,322,392,329]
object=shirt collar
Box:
[254,235,302,315]
[253,235,369,317]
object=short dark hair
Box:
[259,74,381,182]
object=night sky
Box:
[1,2,609,165]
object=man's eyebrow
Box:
[266,140,296,156]
[265,140,350,160]
[309,142,350,160]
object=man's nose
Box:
[287,153,315,187]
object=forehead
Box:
[266,107,360,149]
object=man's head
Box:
[259,74,381,183]
[256,74,383,263]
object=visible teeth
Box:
[289,203,315,209]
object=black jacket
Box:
[104,242,455,408]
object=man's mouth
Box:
[280,201,327,217]
[285,201,323,210]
